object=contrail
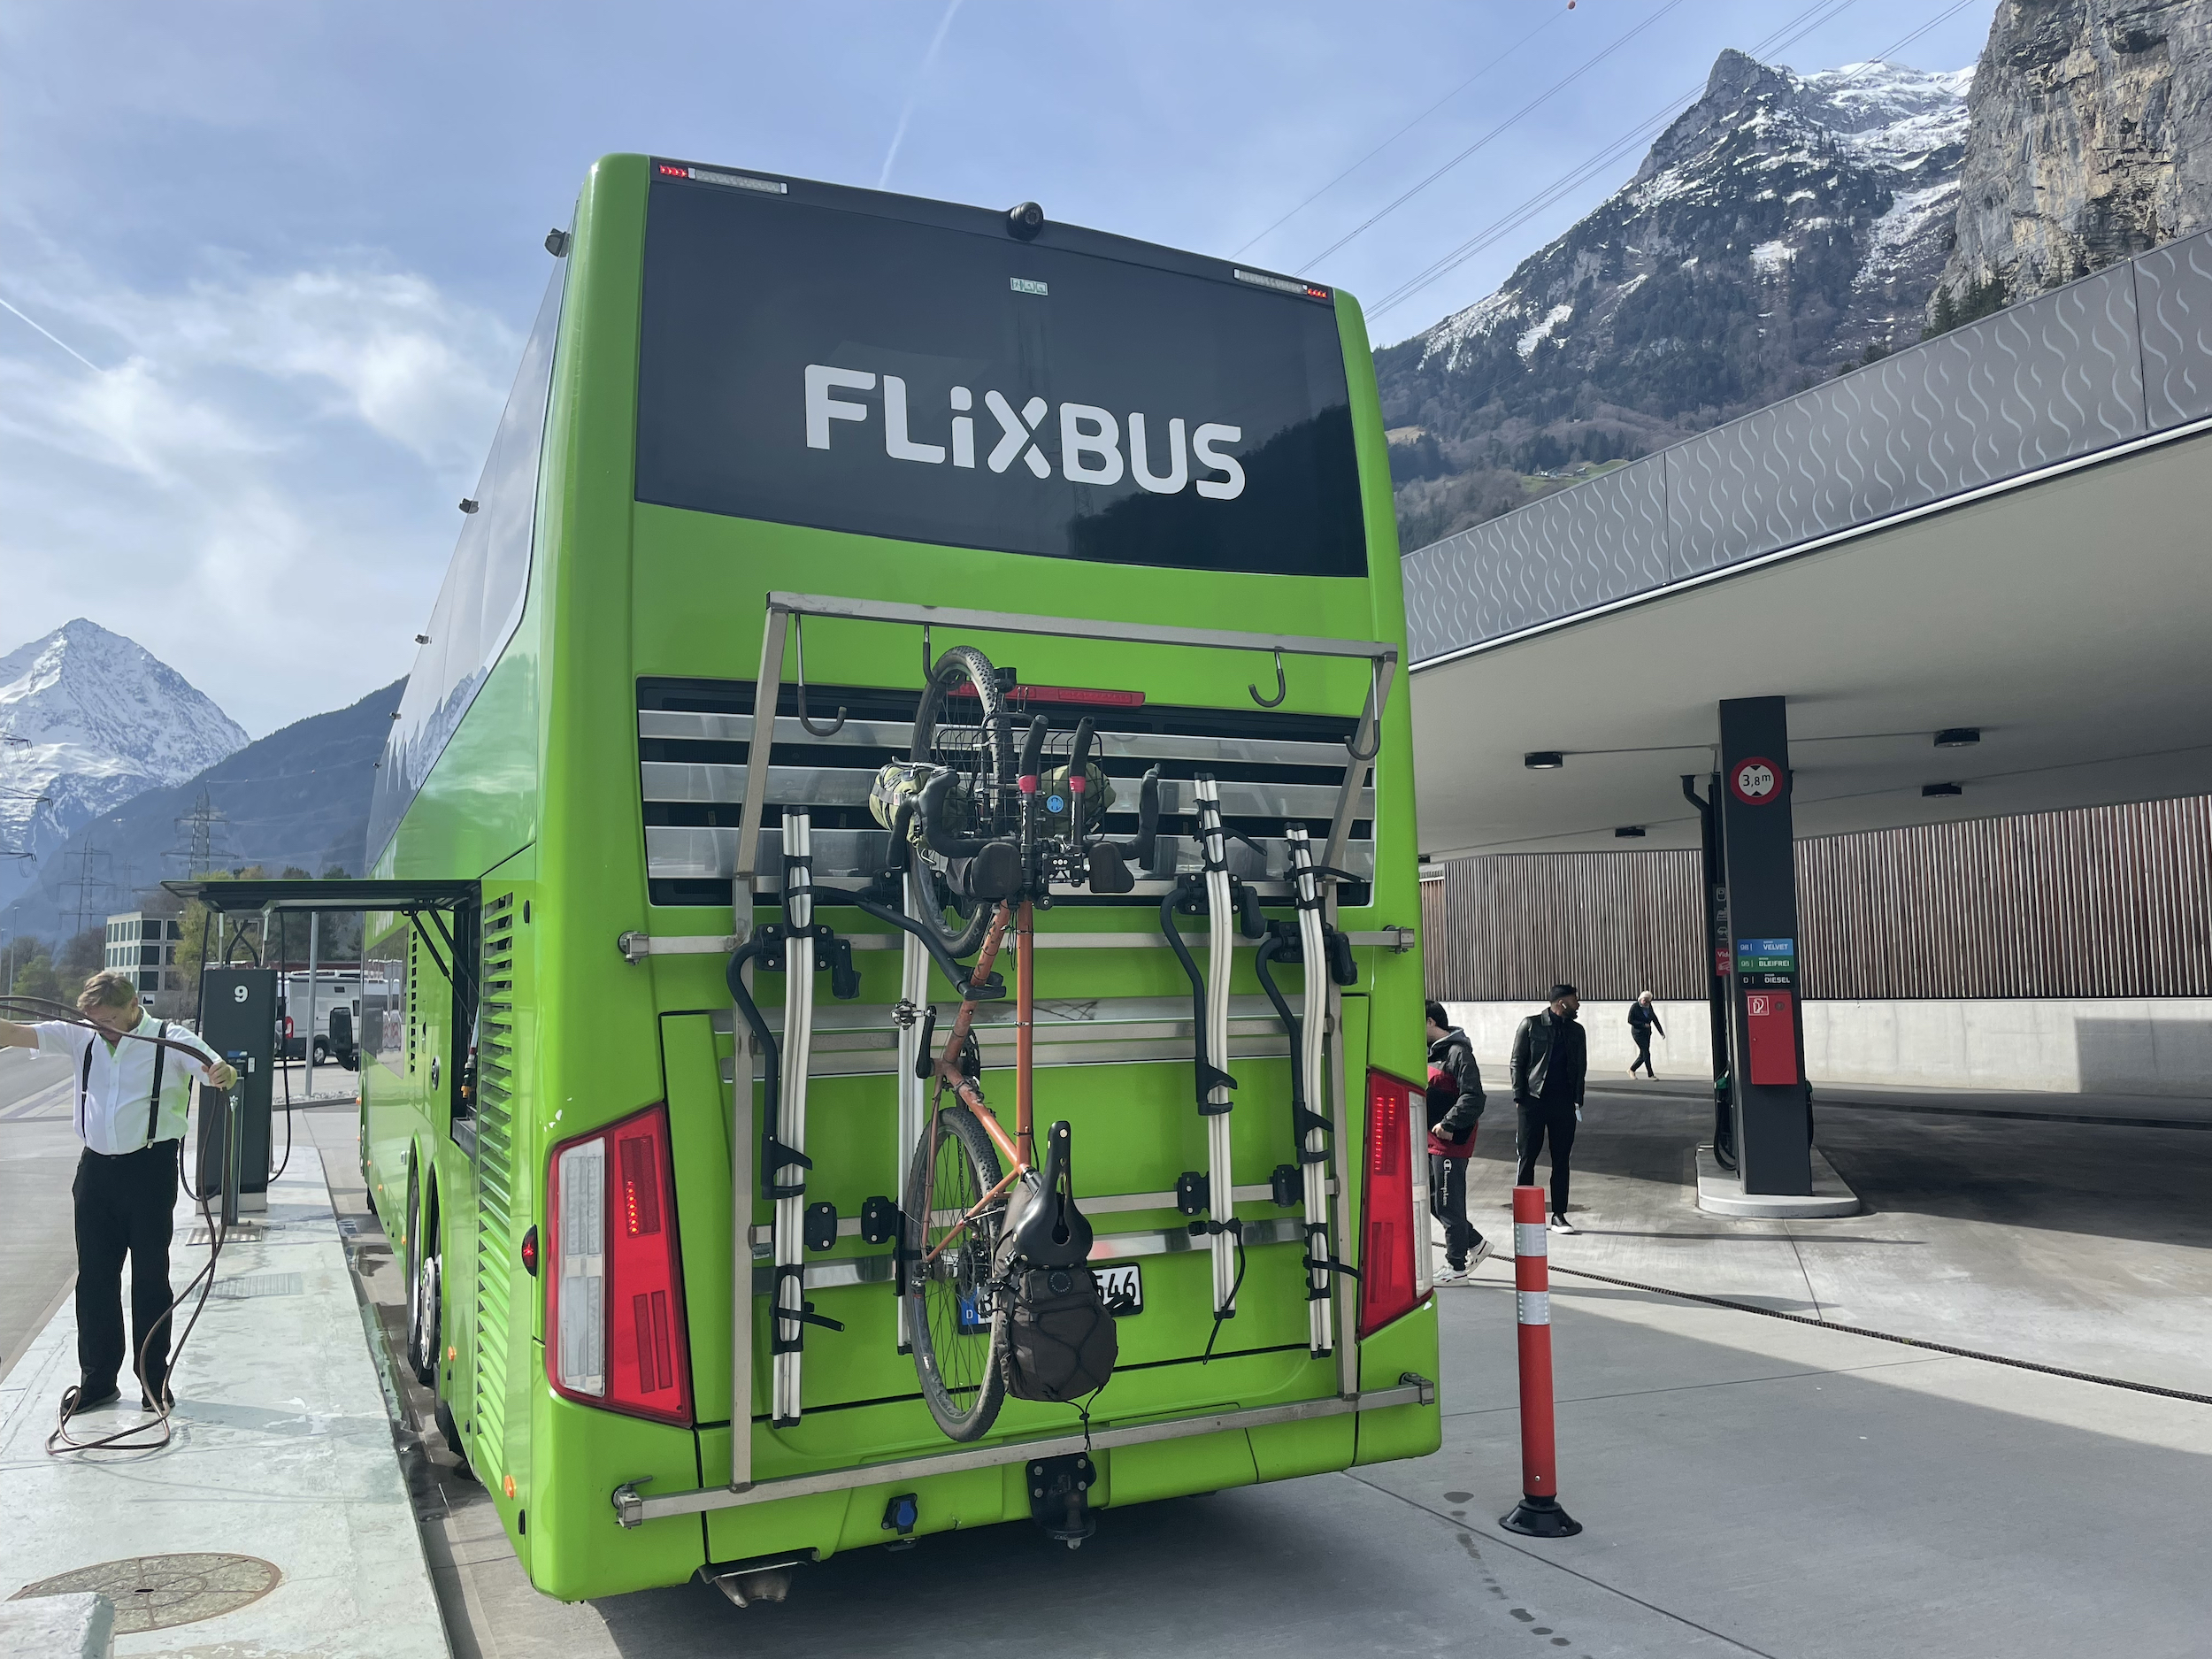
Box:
[878,0,965,190]
[0,291,104,373]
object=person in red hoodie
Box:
[1425,1001,1489,1281]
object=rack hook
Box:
[1344,657,1384,763]
[1248,647,1287,709]
[920,621,934,686]
[793,613,848,738]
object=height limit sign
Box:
[1729,757,1782,805]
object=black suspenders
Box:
[146,1023,169,1146]
[76,1022,173,1151]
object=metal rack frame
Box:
[719,592,1399,1498]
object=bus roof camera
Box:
[1524,751,1564,770]
[1006,201,1045,241]
[1934,727,1980,748]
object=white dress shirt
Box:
[35,1015,224,1156]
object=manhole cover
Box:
[12,1553,281,1634]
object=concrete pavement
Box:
[303,1079,2212,1656]
[0,1129,447,1658]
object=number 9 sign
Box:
[1729,757,1781,805]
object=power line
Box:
[1233,4,1570,258]
[1364,0,1868,318]
[1297,0,1694,272]
[1366,0,1980,326]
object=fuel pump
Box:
[195,968,278,1211]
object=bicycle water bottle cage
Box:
[998,1121,1094,1269]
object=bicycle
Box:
[892,648,1158,1442]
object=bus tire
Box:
[405,1165,441,1389]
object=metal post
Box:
[772,813,816,1427]
[1323,885,1358,1400]
[1499,1186,1579,1537]
[1287,829,1333,1355]
[894,871,928,1355]
[304,912,319,1098]
[1717,698,1810,1195]
[221,1061,245,1230]
[732,604,791,944]
[728,903,755,1493]
[1195,779,1237,1323]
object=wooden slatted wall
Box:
[1423,795,2212,1002]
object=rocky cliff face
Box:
[1939,0,2212,307]
[1378,50,1973,550]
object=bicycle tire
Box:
[910,645,1015,957]
[903,1103,1009,1442]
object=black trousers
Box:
[1429,1154,1482,1268]
[1515,1100,1578,1216]
[1631,1028,1655,1074]
[73,1141,179,1397]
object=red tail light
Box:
[1356,1068,1427,1339]
[284,1016,295,1040]
[545,1103,693,1425]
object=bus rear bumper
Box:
[612,1375,1434,1527]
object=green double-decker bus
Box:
[358,152,1434,1602]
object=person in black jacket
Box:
[1509,984,1586,1233]
[1628,991,1664,1078]
[1425,1002,1487,1281]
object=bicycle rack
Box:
[772,813,818,1427]
[719,593,1400,1484]
[1194,777,1240,1326]
[893,868,930,1356]
[1287,827,1335,1356]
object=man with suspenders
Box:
[0,972,237,1412]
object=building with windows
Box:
[104,910,186,1012]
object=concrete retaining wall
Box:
[1442,999,2212,1097]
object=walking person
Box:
[1510,984,1586,1233]
[0,972,235,1414]
[1425,1001,1489,1283]
[1628,991,1664,1078]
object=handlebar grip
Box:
[1135,766,1163,869]
[918,770,990,857]
[1018,713,1048,782]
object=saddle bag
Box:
[994,1119,1116,1402]
[1000,1265,1117,1402]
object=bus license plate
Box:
[1098,1263,1143,1317]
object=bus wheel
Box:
[405,1168,441,1388]
[902,1104,1009,1442]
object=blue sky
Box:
[0,0,1996,737]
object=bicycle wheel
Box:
[903,1103,1009,1442]
[910,645,1016,956]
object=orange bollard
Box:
[1500,1184,1582,1537]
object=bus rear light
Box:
[1356,1068,1427,1340]
[546,1104,694,1425]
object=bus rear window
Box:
[635,173,1366,579]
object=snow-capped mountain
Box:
[0,620,247,919]
[1378,50,1975,550]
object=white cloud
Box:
[0,254,521,735]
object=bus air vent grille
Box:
[473,890,518,1457]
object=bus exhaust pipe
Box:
[700,1560,802,1608]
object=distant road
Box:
[0,1048,79,1383]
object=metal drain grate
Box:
[10,1554,281,1635]
[186,1223,265,1246]
[209,1272,304,1300]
